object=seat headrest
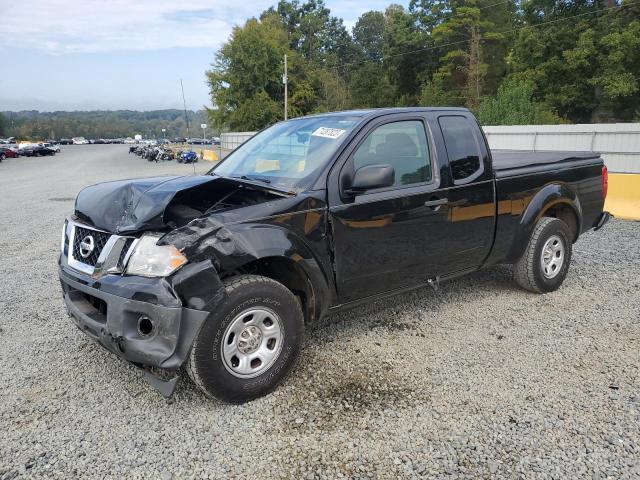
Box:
[376,132,418,158]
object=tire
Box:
[0,153,4,162]
[513,217,573,293]
[186,275,304,403]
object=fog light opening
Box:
[138,316,154,336]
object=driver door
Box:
[328,115,450,303]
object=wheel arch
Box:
[212,225,336,323]
[507,182,582,263]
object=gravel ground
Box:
[0,145,638,479]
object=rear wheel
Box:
[513,217,572,293]
[0,153,5,162]
[186,275,304,403]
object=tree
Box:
[353,11,386,61]
[478,77,564,125]
[432,0,506,109]
[509,0,640,122]
[383,4,435,104]
[207,14,292,130]
[0,113,6,137]
[419,75,464,107]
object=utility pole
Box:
[283,54,288,121]
[180,79,191,141]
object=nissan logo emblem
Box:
[79,235,95,258]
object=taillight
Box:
[601,165,608,199]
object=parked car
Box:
[72,137,89,145]
[58,107,610,403]
[20,145,56,157]
[59,139,73,145]
[177,150,198,163]
[43,142,61,153]
[0,147,19,161]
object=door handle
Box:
[424,198,448,209]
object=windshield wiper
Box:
[238,174,271,184]
[223,174,295,196]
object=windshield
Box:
[209,115,361,191]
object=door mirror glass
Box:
[349,164,395,194]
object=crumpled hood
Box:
[74,175,217,233]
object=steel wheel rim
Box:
[220,307,284,378]
[541,234,565,279]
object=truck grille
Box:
[72,226,110,267]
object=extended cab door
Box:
[429,113,496,274]
[327,113,450,302]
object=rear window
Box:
[438,116,482,183]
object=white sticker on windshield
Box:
[312,127,346,139]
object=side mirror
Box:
[346,164,395,195]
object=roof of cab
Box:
[297,107,471,120]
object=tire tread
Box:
[513,218,555,293]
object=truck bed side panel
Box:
[486,162,604,266]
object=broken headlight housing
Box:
[126,235,187,277]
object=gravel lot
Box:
[0,145,638,479]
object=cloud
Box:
[0,0,401,54]
[0,0,274,54]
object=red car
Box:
[0,147,19,161]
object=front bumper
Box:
[59,258,226,396]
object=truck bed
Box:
[492,150,601,176]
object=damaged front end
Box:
[59,215,228,396]
[60,174,321,396]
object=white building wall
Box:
[483,123,640,173]
[221,132,256,150]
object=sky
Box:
[0,0,407,112]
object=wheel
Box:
[0,153,4,162]
[186,275,304,403]
[513,217,573,293]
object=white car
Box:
[72,137,89,145]
[43,142,61,153]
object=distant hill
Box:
[1,109,214,140]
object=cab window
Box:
[438,116,482,183]
[352,120,432,187]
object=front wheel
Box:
[513,217,573,293]
[186,275,304,403]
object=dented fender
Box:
[158,205,337,321]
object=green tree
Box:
[478,77,564,125]
[432,0,506,109]
[207,14,292,130]
[383,4,434,104]
[0,113,7,136]
[509,0,640,122]
[419,75,465,106]
[353,11,386,61]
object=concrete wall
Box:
[483,123,640,174]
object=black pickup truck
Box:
[59,108,610,402]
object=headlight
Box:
[126,235,187,277]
